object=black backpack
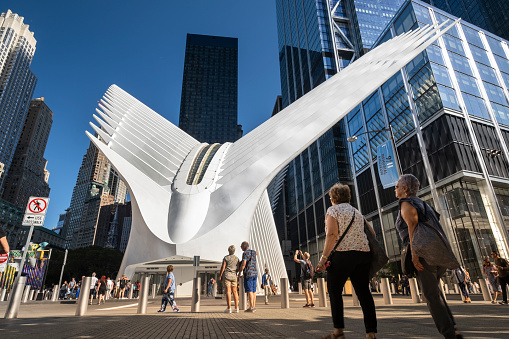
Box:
[303,260,314,279]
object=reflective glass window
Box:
[491,102,509,126]
[442,35,464,55]
[430,62,452,87]
[412,3,432,26]
[382,72,404,102]
[394,3,416,35]
[448,52,473,76]
[406,52,428,79]
[455,72,481,97]
[469,44,490,66]
[494,55,509,75]
[435,13,460,39]
[348,110,363,135]
[499,72,509,89]
[425,45,445,65]
[486,35,506,57]
[438,85,460,110]
[366,113,387,154]
[483,82,508,106]
[390,108,414,140]
[462,92,490,120]
[363,92,381,121]
[461,25,483,47]
[409,65,435,98]
[415,85,443,122]
[476,62,499,85]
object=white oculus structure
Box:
[86,20,457,295]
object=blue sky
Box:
[3,1,281,230]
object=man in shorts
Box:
[239,241,257,312]
[294,250,315,307]
[89,272,98,305]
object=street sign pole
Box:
[58,249,68,291]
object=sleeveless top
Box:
[395,197,446,243]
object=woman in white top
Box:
[316,184,377,339]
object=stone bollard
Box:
[439,279,447,301]
[352,286,359,306]
[129,286,134,299]
[391,283,396,294]
[409,278,420,303]
[213,282,217,297]
[454,284,459,294]
[444,284,450,294]
[51,288,59,301]
[137,277,150,314]
[4,276,27,319]
[381,278,393,305]
[317,278,327,307]
[298,282,302,295]
[76,277,92,316]
[0,288,6,302]
[280,278,290,309]
[239,277,247,310]
[191,277,201,313]
[28,290,35,301]
[151,284,156,299]
[479,279,491,301]
[22,285,31,303]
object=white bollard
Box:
[454,284,459,294]
[298,282,302,295]
[128,286,134,299]
[191,277,201,313]
[4,276,27,319]
[439,279,447,301]
[51,287,59,301]
[479,279,491,301]
[0,288,6,301]
[75,277,92,316]
[137,277,150,314]
[280,278,290,309]
[151,284,156,299]
[317,278,327,307]
[239,277,247,310]
[22,285,31,303]
[445,284,450,294]
[381,278,393,305]
[409,278,420,303]
[391,283,396,294]
[352,286,359,306]
[28,290,35,301]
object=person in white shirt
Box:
[106,277,114,299]
[89,272,98,305]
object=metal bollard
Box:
[239,277,247,310]
[76,277,92,316]
[4,276,27,319]
[280,278,289,308]
[439,279,447,301]
[28,290,35,301]
[409,278,420,303]
[317,278,327,307]
[191,277,201,313]
[479,279,491,301]
[22,285,31,303]
[137,277,150,314]
[129,286,134,299]
[51,288,59,301]
[352,285,359,306]
[0,288,6,301]
[151,284,156,299]
[298,282,302,295]
[381,278,393,305]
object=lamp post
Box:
[347,125,402,176]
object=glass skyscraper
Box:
[275,0,404,271]
[421,0,509,41]
[178,34,241,144]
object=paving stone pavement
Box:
[0,294,507,338]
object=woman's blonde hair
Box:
[303,252,310,260]
[329,183,351,204]
[228,245,235,255]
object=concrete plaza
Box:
[0,293,507,338]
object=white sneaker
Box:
[224,308,231,313]
[235,308,239,313]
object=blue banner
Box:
[377,140,399,189]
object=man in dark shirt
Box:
[491,251,509,305]
[0,226,9,254]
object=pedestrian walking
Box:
[452,267,471,303]
[134,281,140,298]
[491,251,509,305]
[119,274,127,299]
[207,277,215,297]
[316,183,377,339]
[294,250,315,308]
[262,268,273,305]
[219,245,240,313]
[238,241,257,312]
[106,277,113,300]
[97,276,107,305]
[401,275,410,296]
[157,265,180,312]
[483,259,501,303]
[59,281,68,299]
[395,174,463,338]
[89,273,98,305]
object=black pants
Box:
[417,258,456,339]
[327,251,377,333]
[499,276,508,303]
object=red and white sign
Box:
[0,253,8,271]
[25,197,49,215]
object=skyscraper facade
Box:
[0,10,37,192]
[63,142,128,249]
[178,34,241,144]
[340,0,509,281]
[2,97,52,208]
[421,0,509,41]
[275,0,404,270]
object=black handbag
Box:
[326,210,356,272]
[401,241,415,276]
[364,220,389,278]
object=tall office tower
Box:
[421,0,509,41]
[178,34,241,144]
[2,98,52,208]
[63,142,128,249]
[274,0,404,270]
[0,10,38,193]
[337,0,509,281]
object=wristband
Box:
[321,255,328,260]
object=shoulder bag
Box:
[364,220,389,278]
[325,210,356,273]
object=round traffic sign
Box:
[28,198,47,213]
[0,253,8,264]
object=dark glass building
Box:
[274,0,404,271]
[421,0,509,41]
[178,34,240,144]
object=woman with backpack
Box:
[293,250,315,308]
[315,183,377,339]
